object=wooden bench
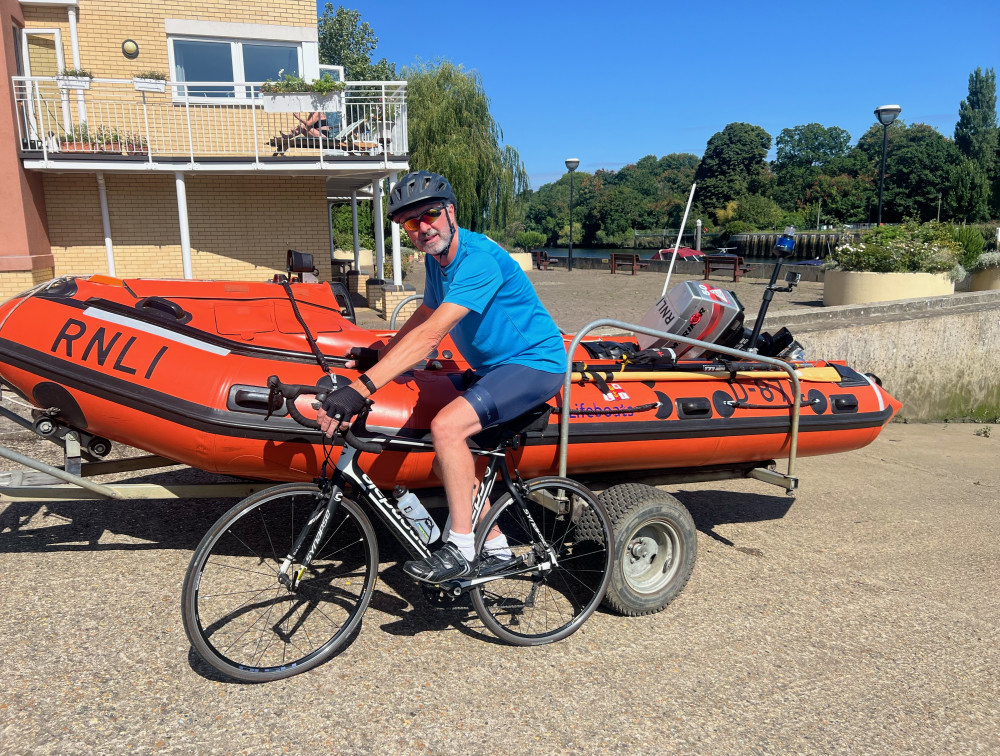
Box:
[610,252,650,275]
[703,254,753,282]
[531,250,550,270]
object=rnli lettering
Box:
[50,318,169,380]
[654,298,676,326]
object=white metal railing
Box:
[12,76,408,165]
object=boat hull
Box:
[0,276,901,489]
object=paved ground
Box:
[356,263,826,334]
[1,422,997,755]
[1,266,997,754]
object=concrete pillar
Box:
[351,191,360,271]
[389,171,401,286]
[372,178,385,280]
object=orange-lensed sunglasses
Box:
[400,207,445,232]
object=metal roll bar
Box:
[390,294,423,328]
[559,319,803,494]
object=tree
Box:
[774,123,852,169]
[317,5,397,80]
[694,123,772,212]
[771,123,853,210]
[402,60,528,236]
[948,159,991,223]
[954,67,998,217]
[854,122,960,223]
[955,68,998,172]
[715,194,784,231]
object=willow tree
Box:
[401,60,528,236]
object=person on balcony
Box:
[269,110,342,152]
[316,171,567,583]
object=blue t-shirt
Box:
[422,231,565,374]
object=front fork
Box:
[276,481,342,591]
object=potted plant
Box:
[822,221,963,306]
[59,124,98,151]
[57,68,94,90]
[132,70,167,93]
[98,127,148,156]
[970,251,1000,291]
[258,72,345,112]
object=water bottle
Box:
[393,485,440,544]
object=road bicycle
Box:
[181,376,614,682]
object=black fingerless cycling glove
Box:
[321,385,366,421]
[350,347,380,371]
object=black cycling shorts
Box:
[461,364,564,430]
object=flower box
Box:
[259,92,342,113]
[133,77,166,93]
[57,76,91,91]
[823,270,954,306]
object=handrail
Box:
[558,320,803,488]
[390,294,423,328]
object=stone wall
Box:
[748,291,1000,422]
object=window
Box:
[169,37,302,99]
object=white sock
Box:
[483,533,512,559]
[448,530,476,561]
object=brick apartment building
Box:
[1,0,408,299]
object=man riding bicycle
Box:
[317,170,566,583]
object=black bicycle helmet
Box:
[388,171,456,220]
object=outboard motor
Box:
[635,227,805,361]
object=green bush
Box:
[972,251,1000,271]
[514,230,547,251]
[382,249,416,281]
[825,221,962,275]
[953,225,986,269]
[260,73,345,95]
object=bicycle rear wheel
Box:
[470,476,613,646]
[181,483,378,682]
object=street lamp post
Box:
[874,104,901,225]
[565,158,579,271]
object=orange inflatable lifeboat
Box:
[0,275,901,490]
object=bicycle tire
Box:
[181,483,378,682]
[470,476,613,646]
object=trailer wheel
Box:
[598,483,697,616]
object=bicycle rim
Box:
[181,483,378,682]
[470,477,613,646]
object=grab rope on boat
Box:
[280,281,331,374]
[725,398,822,410]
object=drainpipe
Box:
[388,172,401,286]
[96,173,115,276]
[372,178,385,280]
[174,172,193,278]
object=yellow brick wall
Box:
[22,1,320,155]
[24,1,317,79]
[0,269,57,301]
[42,173,331,281]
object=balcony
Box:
[12,76,408,173]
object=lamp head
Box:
[874,104,901,126]
[565,158,580,172]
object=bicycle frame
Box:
[284,434,509,590]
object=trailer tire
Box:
[599,483,697,616]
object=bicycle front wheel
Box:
[181,483,378,682]
[470,476,613,646]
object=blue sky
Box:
[323,1,999,188]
